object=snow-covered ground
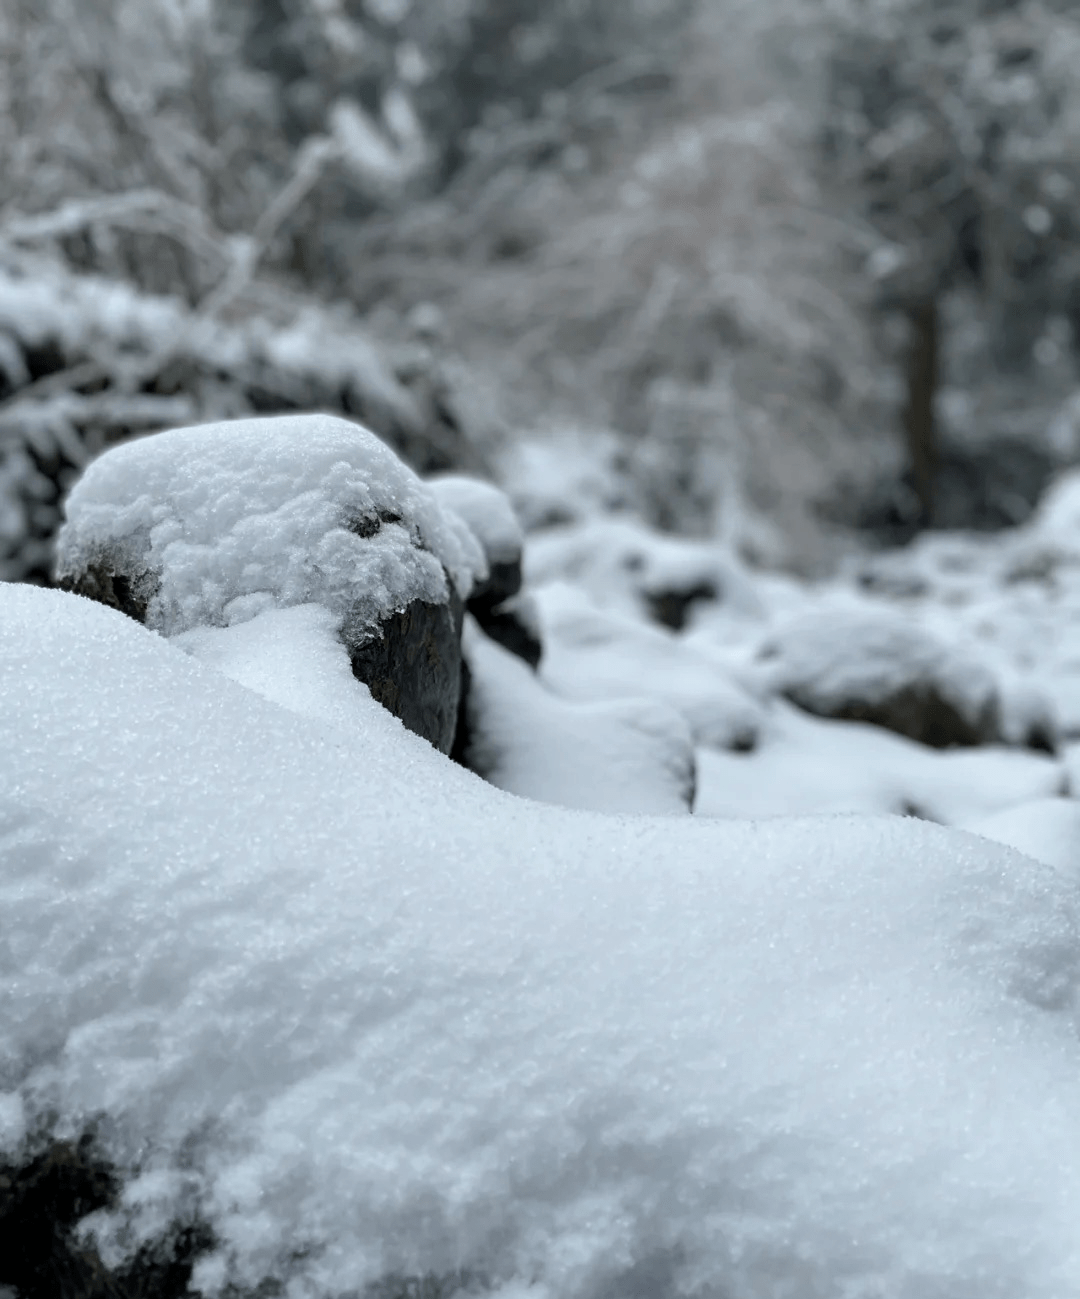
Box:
[7,414,1080,1297]
[5,580,1080,1299]
[508,465,1080,871]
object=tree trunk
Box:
[903,296,939,527]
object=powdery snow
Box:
[428,476,524,567]
[460,618,695,815]
[535,582,764,751]
[695,701,1066,823]
[962,798,1080,880]
[54,414,486,637]
[4,582,1080,1298]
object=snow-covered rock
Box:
[695,701,1066,822]
[525,518,762,630]
[4,581,1080,1298]
[55,414,486,752]
[458,618,695,814]
[754,602,1011,748]
[535,582,765,751]
[428,474,541,668]
[428,474,525,608]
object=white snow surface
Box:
[54,414,485,637]
[460,619,695,815]
[173,603,376,735]
[963,798,1080,880]
[5,582,1080,1298]
[428,475,524,567]
[535,583,764,751]
[753,601,998,727]
[695,702,1065,823]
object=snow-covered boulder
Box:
[428,474,541,668]
[428,474,524,610]
[6,582,1080,1297]
[755,603,1019,749]
[55,414,485,752]
[457,619,695,814]
[525,518,763,631]
[536,582,765,751]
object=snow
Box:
[496,429,633,531]
[534,582,764,751]
[459,618,695,815]
[173,603,377,735]
[525,517,762,625]
[6,580,1080,1298]
[962,798,1080,879]
[752,601,1000,736]
[55,414,486,637]
[695,701,1066,822]
[428,475,524,568]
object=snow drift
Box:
[3,581,1080,1297]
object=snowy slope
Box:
[3,582,1080,1298]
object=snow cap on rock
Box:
[55,414,486,637]
[755,602,1003,747]
[428,474,524,567]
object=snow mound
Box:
[428,475,524,568]
[1030,466,1080,542]
[460,619,695,814]
[5,582,1080,1297]
[695,702,1065,822]
[526,517,762,628]
[755,602,1003,747]
[963,798,1080,880]
[54,414,485,637]
[173,603,378,735]
[535,582,765,750]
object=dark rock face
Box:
[0,1134,210,1299]
[470,592,542,670]
[347,593,464,754]
[56,553,157,623]
[645,581,718,632]
[468,557,523,613]
[784,680,1000,749]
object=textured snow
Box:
[55,414,485,637]
[5,581,1080,1298]
[460,618,695,815]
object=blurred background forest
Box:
[4,0,1080,584]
